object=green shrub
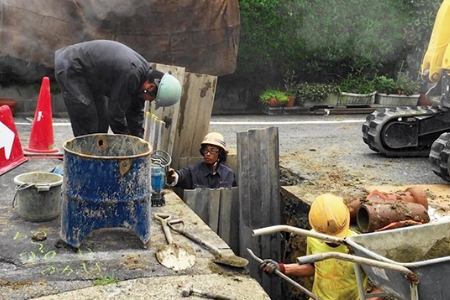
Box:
[374,76,397,94]
[283,70,299,96]
[337,76,375,94]
[395,71,419,96]
[374,72,419,96]
[297,83,338,102]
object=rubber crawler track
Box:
[362,106,443,157]
[430,132,450,182]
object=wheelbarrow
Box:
[250,222,450,300]
[346,220,450,300]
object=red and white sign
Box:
[0,120,14,159]
[0,105,28,175]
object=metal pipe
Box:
[297,253,416,280]
[357,202,430,232]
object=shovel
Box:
[154,213,196,271]
[167,218,248,268]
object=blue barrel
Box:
[61,134,152,248]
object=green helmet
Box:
[154,73,182,109]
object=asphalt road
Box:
[13,113,447,187]
[208,114,448,186]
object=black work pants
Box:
[55,68,109,137]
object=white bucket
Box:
[13,172,63,222]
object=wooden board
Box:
[171,73,217,170]
[149,64,185,155]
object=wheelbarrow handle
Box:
[298,252,417,280]
[247,249,321,300]
[168,219,221,256]
[252,225,345,244]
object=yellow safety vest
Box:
[307,230,368,300]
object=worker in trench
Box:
[54,39,181,138]
[260,194,385,300]
[166,132,237,189]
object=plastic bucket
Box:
[13,172,63,222]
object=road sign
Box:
[0,105,28,175]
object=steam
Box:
[297,1,411,72]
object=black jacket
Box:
[175,161,237,189]
[55,40,151,137]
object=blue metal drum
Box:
[61,134,152,248]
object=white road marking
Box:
[15,122,71,126]
[15,119,365,126]
[210,120,364,125]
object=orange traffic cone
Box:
[0,105,28,175]
[24,77,58,154]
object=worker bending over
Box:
[55,40,181,138]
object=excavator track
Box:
[430,132,450,182]
[362,105,446,157]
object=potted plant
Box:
[283,70,299,107]
[260,89,289,107]
[374,72,420,107]
[297,83,339,107]
[337,76,376,107]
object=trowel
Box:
[154,213,196,271]
[167,218,248,268]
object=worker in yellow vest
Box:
[261,194,384,300]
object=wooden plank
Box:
[313,107,376,115]
[190,74,217,156]
[173,73,204,168]
[225,154,238,182]
[237,127,281,299]
[208,189,221,233]
[171,73,217,170]
[150,64,186,156]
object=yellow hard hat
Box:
[201,132,227,151]
[308,194,350,238]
